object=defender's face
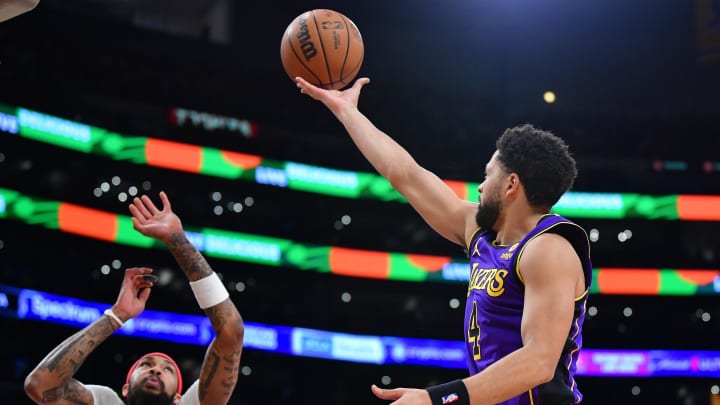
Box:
[125,356,179,405]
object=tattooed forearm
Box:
[204,300,239,331]
[26,317,116,404]
[199,349,242,401]
[167,232,213,281]
[41,380,91,405]
[39,317,115,375]
[199,351,220,401]
[221,350,241,390]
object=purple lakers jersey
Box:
[464,214,592,404]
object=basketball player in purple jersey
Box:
[297,76,592,405]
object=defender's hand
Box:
[129,191,183,244]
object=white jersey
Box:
[87,379,200,405]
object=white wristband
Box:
[104,308,124,327]
[189,272,229,309]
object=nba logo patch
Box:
[441,393,459,404]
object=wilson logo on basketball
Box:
[296,16,317,61]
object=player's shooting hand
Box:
[129,191,183,244]
[112,267,156,321]
[295,76,370,114]
[371,384,432,405]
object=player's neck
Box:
[494,209,545,246]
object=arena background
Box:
[1,0,719,403]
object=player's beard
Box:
[475,194,501,231]
[126,378,175,405]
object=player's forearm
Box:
[198,300,244,403]
[335,106,418,183]
[25,316,118,402]
[166,232,213,282]
[463,347,555,405]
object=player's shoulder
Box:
[178,380,201,405]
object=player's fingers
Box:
[137,286,152,302]
[371,384,403,400]
[159,191,171,212]
[353,77,370,90]
[141,195,160,215]
[132,197,153,219]
[295,77,323,96]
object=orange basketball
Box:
[280,9,364,90]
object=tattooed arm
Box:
[130,192,244,405]
[24,267,155,405]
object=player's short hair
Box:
[496,124,577,209]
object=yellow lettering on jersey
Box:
[468,263,508,297]
[486,269,508,297]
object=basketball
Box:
[280,9,364,90]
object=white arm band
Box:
[104,308,124,327]
[189,272,230,309]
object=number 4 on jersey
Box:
[467,301,481,360]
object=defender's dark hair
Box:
[495,124,577,209]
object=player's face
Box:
[476,152,505,231]
[126,356,178,405]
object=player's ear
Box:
[506,174,521,194]
[172,392,182,404]
[121,383,129,397]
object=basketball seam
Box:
[338,14,351,83]
[311,10,334,88]
[285,29,323,85]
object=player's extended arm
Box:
[24,268,154,405]
[462,233,584,403]
[166,234,244,404]
[296,77,478,246]
[130,192,244,405]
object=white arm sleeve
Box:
[86,385,125,405]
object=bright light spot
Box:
[93,187,103,197]
[449,298,460,309]
[213,205,223,215]
[381,376,392,385]
[617,232,627,242]
[211,192,222,202]
[623,307,633,317]
[631,386,640,396]
[101,182,110,192]
[244,196,254,206]
[588,306,598,316]
[624,229,633,239]
[111,259,122,269]
[142,181,152,190]
[101,265,111,275]
[589,229,599,242]
[235,282,246,292]
[241,366,251,376]
[118,192,128,202]
[111,176,121,186]
[711,385,719,395]
[341,215,351,225]
[543,91,556,104]
[128,186,138,196]
[702,312,711,322]
[341,292,352,303]
[232,203,243,213]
